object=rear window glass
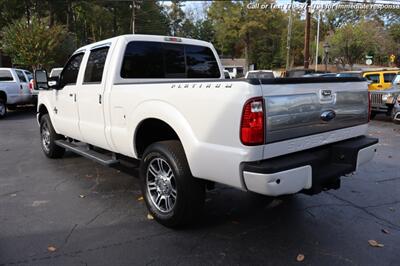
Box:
[15,70,27,83]
[365,74,380,83]
[121,41,220,79]
[164,43,186,78]
[384,73,396,83]
[186,45,219,78]
[84,47,109,83]
[0,70,13,81]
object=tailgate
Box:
[261,77,369,144]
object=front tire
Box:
[391,108,400,125]
[0,99,7,119]
[40,114,65,158]
[370,111,377,120]
[140,140,205,228]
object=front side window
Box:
[365,74,379,84]
[121,41,220,79]
[60,53,84,87]
[84,47,109,83]
[0,70,13,81]
[15,70,27,83]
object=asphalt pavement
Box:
[0,107,399,266]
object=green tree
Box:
[208,0,286,69]
[327,20,394,69]
[1,17,72,69]
[168,0,185,36]
[135,0,170,35]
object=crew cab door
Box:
[51,53,84,140]
[76,45,110,150]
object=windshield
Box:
[337,73,362,78]
[247,72,274,79]
[50,69,63,78]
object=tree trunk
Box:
[25,0,31,25]
[48,0,54,26]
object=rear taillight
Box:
[29,79,34,91]
[240,97,265,145]
[368,92,371,122]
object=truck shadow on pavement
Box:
[3,106,37,121]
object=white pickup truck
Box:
[0,68,34,118]
[34,35,378,227]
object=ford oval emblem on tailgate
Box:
[321,110,336,122]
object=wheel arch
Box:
[134,118,181,158]
[37,104,49,123]
[0,90,7,103]
[129,101,198,170]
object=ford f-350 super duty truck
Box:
[34,35,378,227]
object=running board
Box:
[55,140,119,166]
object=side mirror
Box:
[34,70,61,90]
[48,77,60,89]
[34,70,49,90]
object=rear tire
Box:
[40,114,65,158]
[0,99,7,119]
[140,140,205,228]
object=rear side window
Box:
[121,42,164,78]
[121,41,220,79]
[60,53,84,86]
[84,47,109,83]
[0,70,14,81]
[15,70,27,83]
[365,74,380,84]
[25,72,33,81]
[383,73,396,83]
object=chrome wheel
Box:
[41,122,51,152]
[146,158,177,213]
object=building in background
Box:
[221,58,247,78]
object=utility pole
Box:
[303,0,311,69]
[315,10,321,72]
[132,0,136,34]
[285,0,294,70]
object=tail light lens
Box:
[29,79,34,91]
[240,97,265,145]
[368,92,371,122]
